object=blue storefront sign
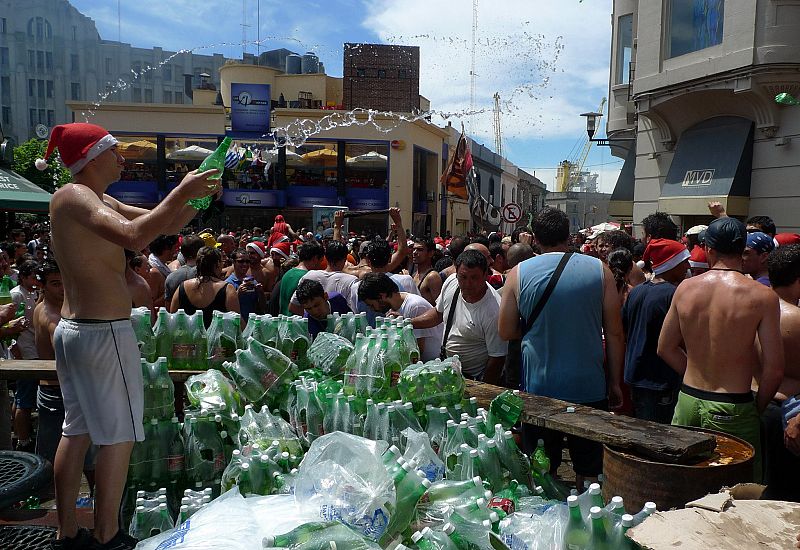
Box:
[230,83,271,137]
[287,186,339,208]
[222,189,286,208]
[346,187,389,210]
[106,180,159,205]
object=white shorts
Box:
[53,318,144,445]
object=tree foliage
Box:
[12,138,72,193]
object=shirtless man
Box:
[411,237,443,305]
[245,241,277,292]
[44,122,219,549]
[658,217,784,483]
[125,249,153,312]
[762,244,800,501]
[334,208,407,278]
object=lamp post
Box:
[580,111,635,147]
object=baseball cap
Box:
[704,217,747,254]
[746,231,775,254]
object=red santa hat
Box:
[35,123,118,175]
[270,241,291,261]
[774,233,800,248]
[245,241,266,258]
[688,245,709,269]
[643,238,691,275]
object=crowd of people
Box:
[1,122,799,548]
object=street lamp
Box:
[580,111,635,147]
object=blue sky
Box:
[70,0,620,192]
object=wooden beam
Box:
[464,379,716,464]
[0,360,203,383]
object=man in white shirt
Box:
[290,241,359,313]
[358,272,444,362]
[10,259,39,451]
[411,249,507,382]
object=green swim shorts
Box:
[672,384,761,483]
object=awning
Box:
[658,116,753,216]
[0,168,52,212]
[608,145,635,218]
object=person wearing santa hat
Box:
[244,240,277,296]
[622,239,690,423]
[45,123,221,548]
[659,217,784,483]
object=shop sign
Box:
[106,180,159,204]
[682,169,715,187]
[347,188,388,210]
[287,186,339,208]
[221,189,285,208]
[231,83,271,136]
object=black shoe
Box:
[90,530,138,550]
[50,527,94,550]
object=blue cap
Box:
[746,231,775,254]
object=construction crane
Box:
[469,0,478,133]
[556,97,606,192]
[493,92,502,157]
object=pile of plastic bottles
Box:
[326,311,369,343]
[129,488,213,540]
[126,307,658,550]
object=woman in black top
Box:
[169,246,239,327]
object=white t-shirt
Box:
[435,274,507,378]
[394,292,444,362]
[10,285,38,359]
[351,273,420,317]
[291,270,359,310]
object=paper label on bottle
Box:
[260,370,278,390]
[172,343,195,359]
[390,370,400,387]
[489,496,515,515]
[213,452,225,473]
[168,454,184,473]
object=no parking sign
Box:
[502,202,523,224]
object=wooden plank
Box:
[464,379,716,464]
[0,360,204,383]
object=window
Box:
[2,107,10,125]
[45,51,52,71]
[38,80,44,98]
[501,184,506,206]
[27,19,33,38]
[46,80,53,98]
[29,109,36,126]
[0,48,8,68]
[132,88,142,102]
[37,51,44,70]
[174,91,183,104]
[71,54,79,72]
[28,79,35,96]
[28,50,34,70]
[105,58,112,75]
[1,18,6,34]
[356,68,366,77]
[163,90,172,103]
[72,26,77,41]
[38,109,45,124]
[616,14,633,84]
[668,0,724,58]
[47,110,54,127]
[162,65,172,80]
[144,88,153,103]
[377,69,386,78]
[1,76,9,102]
[36,18,43,39]
[71,82,80,100]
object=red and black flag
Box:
[440,131,473,200]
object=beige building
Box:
[608,0,800,234]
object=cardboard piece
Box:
[629,493,800,550]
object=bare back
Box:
[674,270,776,393]
[49,185,131,320]
[776,299,800,399]
[33,300,61,360]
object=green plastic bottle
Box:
[262,522,335,547]
[489,390,523,429]
[775,92,800,106]
[588,506,611,550]
[563,495,590,550]
[189,137,231,210]
[533,438,551,473]
[0,275,12,305]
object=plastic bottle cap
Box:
[567,495,579,507]
[263,535,275,547]
[421,478,431,488]
[421,527,432,535]
[159,503,167,510]
[367,399,374,406]
[402,462,413,472]
[645,502,657,513]
[135,505,145,512]
[232,449,241,457]
[469,450,478,457]
[439,407,448,413]
[489,511,499,522]
[621,514,634,527]
[612,496,624,505]
[535,486,544,495]
[410,532,423,544]
[476,497,487,507]
[442,523,455,535]
[487,440,496,448]
[241,463,250,471]
[566,406,575,413]
[472,476,482,486]
[589,485,601,495]
[590,506,603,519]
[329,542,337,550]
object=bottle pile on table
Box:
[126,307,656,549]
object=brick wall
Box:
[343,43,420,113]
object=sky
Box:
[70,0,621,192]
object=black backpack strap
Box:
[522,252,573,335]
[440,287,461,360]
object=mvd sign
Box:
[682,169,715,187]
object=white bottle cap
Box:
[645,502,657,513]
[612,496,624,506]
[410,532,423,544]
[590,506,603,519]
[567,495,579,507]
[442,523,455,535]
[621,514,634,527]
[589,483,601,495]
[489,511,499,522]
[566,406,575,413]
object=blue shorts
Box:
[781,395,800,429]
[14,380,37,409]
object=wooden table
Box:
[0,360,203,383]
[465,379,716,464]
[1,360,716,464]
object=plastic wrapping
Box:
[498,505,568,550]
[402,428,445,483]
[343,333,402,401]
[131,306,155,361]
[185,369,242,415]
[326,312,369,343]
[294,432,394,541]
[141,358,174,420]
[224,337,298,407]
[397,358,465,412]
[153,308,209,371]
[237,405,303,457]
[306,332,354,376]
[206,311,242,370]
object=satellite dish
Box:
[35,124,49,139]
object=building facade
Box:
[343,43,420,113]
[544,191,611,233]
[608,0,800,234]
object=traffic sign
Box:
[502,202,522,224]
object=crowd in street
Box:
[2,122,800,548]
